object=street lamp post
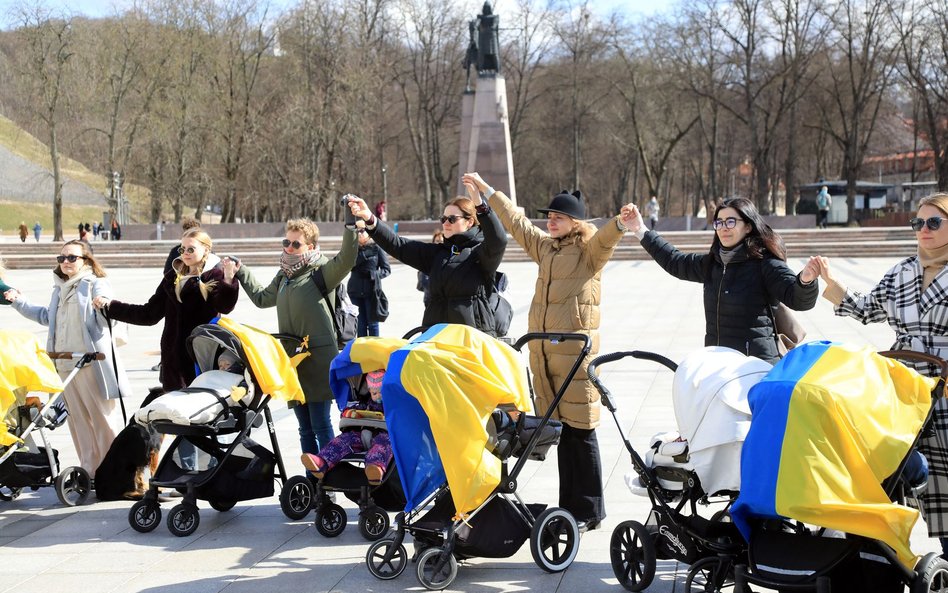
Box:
[381,165,389,205]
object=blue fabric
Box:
[294,400,335,455]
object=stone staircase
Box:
[0,227,916,269]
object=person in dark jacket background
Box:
[347,189,507,336]
[627,197,820,364]
[348,228,391,337]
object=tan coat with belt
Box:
[489,191,624,429]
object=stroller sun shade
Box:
[0,331,65,447]
[731,341,936,568]
[329,324,531,517]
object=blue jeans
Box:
[294,400,334,456]
[351,296,379,337]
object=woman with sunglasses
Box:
[627,197,820,364]
[813,192,948,556]
[222,218,357,459]
[347,226,391,337]
[4,241,130,473]
[346,188,507,336]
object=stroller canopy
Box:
[191,318,305,404]
[0,330,64,446]
[672,347,772,494]
[731,341,935,568]
[329,324,531,517]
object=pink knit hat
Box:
[366,370,385,390]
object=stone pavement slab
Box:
[0,257,937,592]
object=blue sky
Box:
[0,0,673,27]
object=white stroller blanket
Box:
[135,371,247,426]
[671,347,772,494]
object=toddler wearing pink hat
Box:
[301,369,391,485]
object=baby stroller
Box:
[587,347,758,592]
[306,369,406,541]
[729,343,948,593]
[359,325,588,590]
[127,320,312,537]
[0,330,99,506]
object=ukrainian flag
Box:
[329,324,531,517]
[0,331,64,447]
[731,342,936,567]
[215,317,306,404]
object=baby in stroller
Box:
[301,369,392,485]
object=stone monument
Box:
[457,2,516,202]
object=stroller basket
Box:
[0,448,58,487]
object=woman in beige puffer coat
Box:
[463,173,635,532]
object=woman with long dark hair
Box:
[627,197,820,363]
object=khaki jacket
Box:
[489,191,624,429]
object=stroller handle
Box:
[511,332,590,352]
[879,350,948,396]
[46,351,105,361]
[588,351,678,413]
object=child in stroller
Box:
[302,369,391,485]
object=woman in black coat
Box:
[347,187,507,336]
[347,229,391,337]
[627,197,820,363]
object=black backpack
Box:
[489,271,513,337]
[312,268,359,349]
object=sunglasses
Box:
[440,215,470,224]
[177,246,199,255]
[356,229,366,235]
[56,254,84,264]
[282,239,307,249]
[712,217,741,230]
[910,217,946,232]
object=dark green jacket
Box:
[235,230,358,403]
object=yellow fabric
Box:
[0,330,64,446]
[348,337,408,375]
[776,345,935,568]
[216,317,304,403]
[397,324,531,515]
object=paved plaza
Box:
[0,255,938,592]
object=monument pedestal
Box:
[457,75,516,204]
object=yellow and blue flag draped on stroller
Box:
[731,341,936,568]
[0,330,64,447]
[214,317,305,404]
[329,324,531,517]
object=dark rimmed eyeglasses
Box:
[282,239,307,249]
[440,215,470,224]
[177,246,198,255]
[712,217,741,230]
[910,217,946,232]
[56,254,84,264]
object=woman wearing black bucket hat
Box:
[463,172,637,533]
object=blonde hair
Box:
[54,240,107,280]
[179,228,217,300]
[919,193,948,218]
[286,218,320,246]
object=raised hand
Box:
[347,195,374,221]
[463,179,482,205]
[800,256,821,285]
[622,204,644,234]
[462,172,489,194]
[221,257,240,282]
[92,295,111,309]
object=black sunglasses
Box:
[440,215,470,224]
[177,246,198,255]
[712,217,741,230]
[56,254,84,264]
[910,217,946,232]
[282,239,310,249]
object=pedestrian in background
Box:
[33,221,42,242]
[647,196,660,230]
[18,221,27,243]
[816,186,832,229]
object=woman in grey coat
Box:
[4,240,130,472]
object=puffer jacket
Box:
[489,191,624,429]
[235,230,358,403]
[640,230,818,363]
[368,212,506,335]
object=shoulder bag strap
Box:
[100,307,128,425]
[311,268,341,338]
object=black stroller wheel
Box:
[314,502,347,537]
[128,500,162,533]
[366,538,408,580]
[913,553,948,593]
[358,508,390,541]
[54,466,91,506]
[167,503,201,537]
[209,498,237,512]
[279,475,314,520]
[685,557,735,592]
[530,507,580,573]
[610,520,656,591]
[0,485,23,501]
[416,546,458,590]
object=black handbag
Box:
[376,289,390,322]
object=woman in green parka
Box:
[222,218,357,456]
